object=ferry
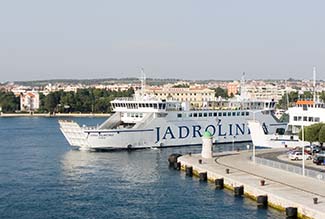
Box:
[248,100,325,148]
[59,73,286,150]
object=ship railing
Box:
[254,157,325,181]
[82,126,99,130]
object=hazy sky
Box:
[0,0,324,81]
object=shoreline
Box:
[0,113,110,118]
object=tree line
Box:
[0,91,20,112]
[0,88,134,113]
[40,88,134,113]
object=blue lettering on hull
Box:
[155,121,254,143]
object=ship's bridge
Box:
[111,98,182,113]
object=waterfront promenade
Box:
[178,149,325,219]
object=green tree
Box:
[318,125,325,146]
[44,92,61,113]
[299,123,324,143]
[214,87,228,98]
[0,91,20,112]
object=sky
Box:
[0,0,324,82]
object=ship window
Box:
[193,113,197,117]
[127,113,130,117]
[140,113,143,118]
[154,104,157,109]
[209,112,213,117]
[315,117,320,122]
[189,113,192,117]
[213,112,217,117]
[149,103,153,108]
[223,112,227,116]
[232,112,236,116]
[203,113,207,117]
[246,112,249,116]
[199,113,202,117]
[294,116,298,121]
[303,116,307,121]
[237,112,240,116]
[135,114,139,118]
[241,112,245,116]
[228,112,231,116]
[218,112,222,117]
[309,117,313,122]
[162,104,166,109]
[298,116,302,121]
[177,113,182,118]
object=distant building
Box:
[139,85,215,108]
[245,83,283,100]
[227,81,240,97]
[20,91,40,112]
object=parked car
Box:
[305,145,322,154]
[289,151,312,160]
[313,156,325,165]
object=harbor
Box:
[173,147,325,219]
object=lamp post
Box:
[252,111,257,163]
[302,125,305,176]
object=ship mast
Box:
[240,72,246,100]
[140,68,146,98]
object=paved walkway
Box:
[178,149,325,219]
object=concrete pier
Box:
[177,150,325,219]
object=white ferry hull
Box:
[59,112,285,150]
[248,120,307,148]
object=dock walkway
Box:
[178,150,325,219]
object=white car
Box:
[289,151,312,160]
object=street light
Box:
[302,125,305,176]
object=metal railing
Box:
[255,157,325,181]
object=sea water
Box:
[0,117,283,218]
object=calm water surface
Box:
[0,117,283,219]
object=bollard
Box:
[260,179,265,186]
[226,168,230,174]
[174,162,181,171]
[313,197,318,204]
[257,195,268,208]
[215,178,224,189]
[185,166,193,177]
[199,172,207,182]
[198,159,202,164]
[168,154,182,168]
[285,207,297,219]
[234,185,244,197]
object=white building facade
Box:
[20,91,40,112]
